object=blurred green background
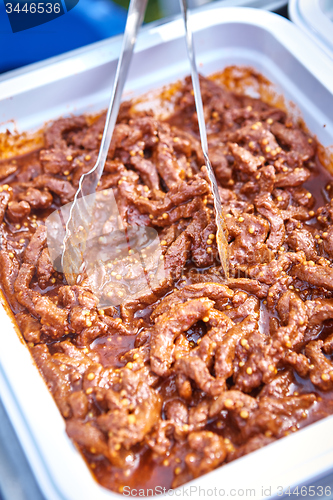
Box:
[113,0,163,23]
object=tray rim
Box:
[0,6,333,500]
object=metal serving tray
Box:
[0,6,333,500]
[289,0,333,60]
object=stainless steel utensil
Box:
[61,0,148,285]
[179,0,229,278]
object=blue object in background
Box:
[0,0,127,74]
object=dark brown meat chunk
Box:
[185,431,227,478]
[293,263,333,291]
[18,187,53,209]
[150,298,214,376]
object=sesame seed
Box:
[202,316,209,322]
[162,213,168,219]
[267,118,273,125]
[86,388,93,395]
[19,238,25,243]
[15,224,21,229]
[207,248,212,254]
[86,320,92,327]
[262,138,269,145]
[246,367,253,375]
[126,362,133,370]
[306,192,312,199]
[128,414,136,424]
[240,410,249,419]
[248,227,255,234]
[163,459,169,466]
[66,155,73,162]
[175,467,181,475]
[238,216,244,222]
[265,146,271,153]
[224,399,234,409]
[240,339,247,347]
[116,274,122,280]
[209,234,215,239]
[87,372,95,381]
[8,252,14,258]
[277,196,283,202]
[161,240,167,246]
[321,373,330,381]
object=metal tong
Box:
[179,0,229,278]
[61,0,148,284]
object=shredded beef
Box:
[2,70,333,494]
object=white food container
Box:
[1,6,333,500]
[159,0,287,18]
[289,0,333,60]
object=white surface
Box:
[160,0,287,17]
[0,6,333,500]
[289,0,333,60]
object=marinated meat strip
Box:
[150,298,215,377]
[1,70,333,494]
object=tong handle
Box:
[179,0,229,279]
[81,0,148,196]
